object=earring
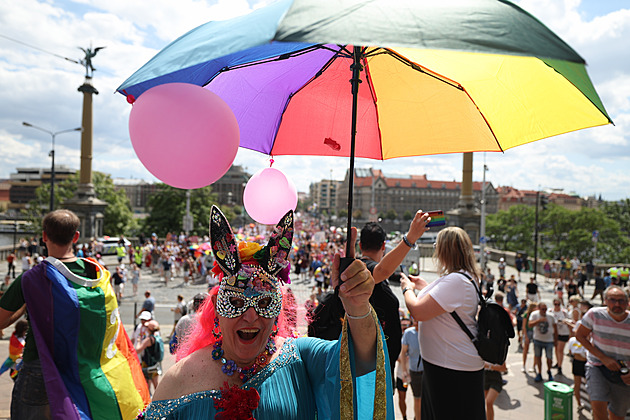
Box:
[269,319,278,339]
[213,317,222,340]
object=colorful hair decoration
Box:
[210,206,293,319]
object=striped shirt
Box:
[580,307,630,366]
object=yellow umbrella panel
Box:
[372,48,611,158]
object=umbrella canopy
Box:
[118,0,611,248]
[118,0,610,156]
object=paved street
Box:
[0,253,614,419]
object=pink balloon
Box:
[129,83,239,189]
[244,167,298,225]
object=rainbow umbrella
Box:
[118,0,610,253]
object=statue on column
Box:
[79,45,106,77]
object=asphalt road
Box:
[0,253,618,419]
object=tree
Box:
[485,205,535,253]
[385,209,398,221]
[486,203,629,264]
[142,184,234,237]
[29,172,136,236]
[403,210,413,221]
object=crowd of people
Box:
[0,207,629,419]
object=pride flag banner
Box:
[0,332,24,376]
[22,257,150,420]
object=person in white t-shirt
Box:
[400,226,485,420]
[528,302,558,382]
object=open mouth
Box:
[237,329,260,341]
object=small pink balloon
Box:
[244,167,298,225]
[129,83,239,189]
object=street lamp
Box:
[22,122,82,212]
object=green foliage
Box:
[28,172,136,236]
[142,184,233,237]
[486,202,630,264]
[337,208,348,218]
[385,209,398,220]
[486,205,535,253]
[403,210,413,221]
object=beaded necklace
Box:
[211,339,276,383]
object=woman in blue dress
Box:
[141,206,393,419]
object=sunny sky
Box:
[0,0,628,201]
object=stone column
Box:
[447,153,480,242]
[64,76,107,241]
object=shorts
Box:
[395,377,408,393]
[558,334,569,343]
[142,363,162,381]
[585,365,630,417]
[527,293,537,302]
[533,340,554,359]
[409,370,423,398]
[484,369,503,392]
[572,359,586,377]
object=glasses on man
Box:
[553,302,561,305]
[607,298,628,305]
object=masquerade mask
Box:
[216,285,283,319]
[210,206,293,319]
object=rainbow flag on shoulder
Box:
[22,257,150,420]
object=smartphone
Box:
[426,210,446,227]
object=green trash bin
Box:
[544,381,573,420]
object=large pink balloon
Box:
[244,167,298,225]
[129,83,239,189]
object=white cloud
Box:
[1,0,629,202]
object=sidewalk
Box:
[0,255,602,419]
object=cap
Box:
[500,258,505,262]
[139,311,152,321]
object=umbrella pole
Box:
[345,46,362,257]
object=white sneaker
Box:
[521,366,526,373]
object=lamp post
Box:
[22,122,82,212]
[479,159,488,270]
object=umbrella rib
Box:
[211,44,345,75]
[378,49,463,90]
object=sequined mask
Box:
[216,285,282,319]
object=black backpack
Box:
[451,273,515,365]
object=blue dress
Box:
[144,336,393,419]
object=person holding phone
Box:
[308,210,431,386]
[399,227,485,419]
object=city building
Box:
[496,186,589,211]
[113,165,251,215]
[332,168,498,222]
[309,178,341,216]
[113,178,160,214]
[211,165,249,206]
[7,166,76,209]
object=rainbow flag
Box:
[22,257,150,420]
[0,333,25,376]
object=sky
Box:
[0,0,629,201]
